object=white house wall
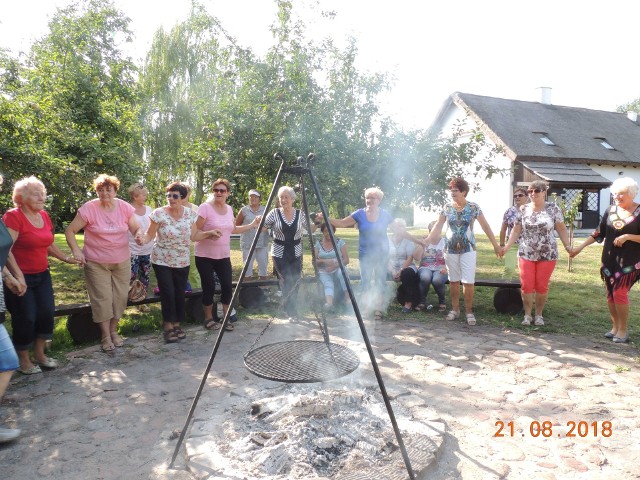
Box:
[414,103,513,233]
[588,165,640,217]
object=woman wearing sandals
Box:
[4,176,80,371]
[415,221,448,313]
[388,219,420,313]
[425,177,502,326]
[318,187,394,320]
[502,180,572,327]
[66,174,140,352]
[137,182,218,343]
[263,186,316,319]
[195,179,261,331]
[570,177,640,343]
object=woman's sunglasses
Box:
[513,193,526,198]
[528,188,543,194]
[213,188,228,193]
[166,193,181,199]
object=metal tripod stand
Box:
[169,153,416,479]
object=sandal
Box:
[101,337,115,352]
[466,313,476,326]
[173,327,186,340]
[223,322,234,331]
[110,332,124,347]
[373,310,384,321]
[415,303,426,312]
[163,329,179,343]
[445,310,460,321]
[438,304,447,313]
[204,318,221,330]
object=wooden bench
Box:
[58,276,522,344]
[464,279,522,314]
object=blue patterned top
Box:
[440,202,481,254]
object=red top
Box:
[2,208,54,274]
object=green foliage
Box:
[550,191,583,271]
[0,0,142,228]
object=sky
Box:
[1,0,640,130]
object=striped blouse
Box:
[263,208,309,258]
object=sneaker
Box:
[466,313,476,326]
[534,315,544,326]
[0,427,21,443]
[401,306,412,313]
[445,310,460,321]
[522,315,532,326]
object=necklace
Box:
[22,209,44,228]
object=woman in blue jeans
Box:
[3,176,79,373]
[314,223,350,310]
[416,221,448,312]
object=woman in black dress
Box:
[571,177,640,343]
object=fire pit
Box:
[186,385,443,479]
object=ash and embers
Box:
[186,385,444,479]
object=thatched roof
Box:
[436,92,640,167]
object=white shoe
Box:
[445,310,460,321]
[466,313,476,326]
[534,315,545,326]
[0,427,20,443]
[522,315,532,326]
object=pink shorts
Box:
[518,258,556,294]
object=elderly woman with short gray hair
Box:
[318,187,395,320]
[571,176,640,343]
[263,186,316,318]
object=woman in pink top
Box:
[65,174,140,352]
[195,178,260,331]
[3,176,79,374]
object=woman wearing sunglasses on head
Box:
[502,180,572,327]
[194,179,261,331]
[136,182,218,343]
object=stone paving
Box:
[0,310,638,479]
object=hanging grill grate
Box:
[243,340,360,383]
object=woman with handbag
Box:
[128,183,153,309]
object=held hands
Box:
[493,244,504,258]
[207,229,223,239]
[135,231,145,246]
[5,275,27,296]
[253,216,262,228]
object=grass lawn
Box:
[19,230,639,355]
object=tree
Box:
[0,0,141,227]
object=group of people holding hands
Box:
[1,171,639,443]
[317,176,640,347]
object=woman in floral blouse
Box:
[424,178,502,326]
[500,187,529,248]
[137,182,218,343]
[571,177,640,343]
[503,180,572,327]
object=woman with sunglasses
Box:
[502,180,572,327]
[137,182,218,343]
[571,177,640,343]
[66,174,140,352]
[425,177,502,326]
[500,187,529,248]
[195,179,260,331]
